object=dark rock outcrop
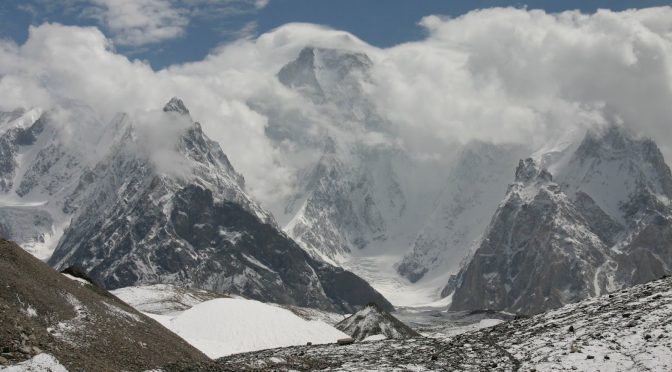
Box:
[335,303,419,341]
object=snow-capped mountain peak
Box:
[514,158,553,184]
[555,124,672,225]
[447,125,672,314]
[163,97,191,116]
[278,46,372,103]
[46,98,392,314]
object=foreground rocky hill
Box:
[203,274,672,371]
[0,239,209,371]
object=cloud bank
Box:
[1,6,671,207]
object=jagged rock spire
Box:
[163,97,190,116]
[514,158,552,183]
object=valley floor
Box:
[3,267,670,371]
[342,255,450,308]
[187,275,672,371]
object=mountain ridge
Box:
[448,124,672,314]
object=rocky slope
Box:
[335,303,419,341]
[448,125,672,314]
[199,274,672,371]
[48,98,392,313]
[0,239,209,371]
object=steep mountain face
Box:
[449,125,672,314]
[272,47,414,264]
[449,158,613,313]
[335,303,419,341]
[397,142,526,283]
[0,239,209,371]
[285,144,408,263]
[277,46,382,130]
[264,46,457,298]
[49,98,392,313]
[259,47,532,305]
[0,105,104,259]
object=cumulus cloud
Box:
[370,7,672,158]
[1,7,672,208]
[0,23,294,204]
[13,0,272,47]
[88,0,188,46]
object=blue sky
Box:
[0,0,670,69]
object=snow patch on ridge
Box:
[0,353,68,372]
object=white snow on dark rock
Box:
[335,303,419,341]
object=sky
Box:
[0,0,670,69]
[0,1,672,207]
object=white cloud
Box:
[254,0,270,9]
[1,7,672,207]
[14,0,272,46]
[89,0,188,46]
[369,7,672,158]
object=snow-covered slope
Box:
[146,298,350,358]
[111,284,226,315]
[274,48,413,264]
[0,104,105,259]
[335,303,419,341]
[48,98,392,313]
[1,354,68,372]
[448,125,672,314]
[554,125,672,226]
[113,283,346,324]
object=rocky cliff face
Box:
[49,98,392,313]
[449,126,672,314]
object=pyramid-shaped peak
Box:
[279,46,372,82]
[335,302,419,341]
[298,46,372,69]
[515,158,553,184]
[163,97,190,115]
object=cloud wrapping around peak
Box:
[1,7,672,207]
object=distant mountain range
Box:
[1,46,671,316]
[0,97,391,314]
